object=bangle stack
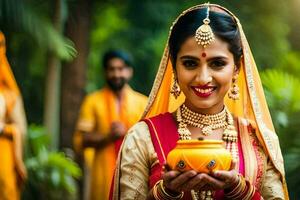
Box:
[152,180,184,200]
[225,174,255,200]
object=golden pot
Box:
[167,139,232,173]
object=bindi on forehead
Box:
[201,52,207,57]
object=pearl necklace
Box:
[176,104,239,200]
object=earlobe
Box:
[128,67,133,79]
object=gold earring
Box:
[171,77,181,99]
[228,74,239,100]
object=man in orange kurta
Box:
[73,50,148,200]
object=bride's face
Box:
[175,36,237,114]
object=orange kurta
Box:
[74,85,147,200]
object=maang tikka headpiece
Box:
[195,3,215,48]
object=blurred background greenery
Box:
[1,0,300,199]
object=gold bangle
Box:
[233,179,250,199]
[158,180,184,200]
[242,183,255,200]
[152,181,161,200]
[226,175,247,198]
[225,174,243,196]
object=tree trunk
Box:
[60,0,92,150]
[44,0,63,150]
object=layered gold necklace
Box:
[179,104,228,136]
[176,104,238,200]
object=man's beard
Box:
[107,78,127,92]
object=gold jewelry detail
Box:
[195,3,215,48]
[176,104,238,155]
[152,181,160,199]
[191,190,198,200]
[191,190,214,200]
[153,180,184,200]
[170,76,181,99]
[177,107,192,140]
[176,104,239,200]
[224,174,256,200]
[180,104,228,136]
[228,74,239,100]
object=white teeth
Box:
[194,88,213,93]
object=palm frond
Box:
[261,69,300,112]
[0,0,76,60]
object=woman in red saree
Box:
[110,3,289,200]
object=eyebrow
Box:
[179,55,200,61]
[179,55,228,61]
[207,56,228,62]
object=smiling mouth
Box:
[191,86,216,98]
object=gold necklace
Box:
[181,104,227,136]
[176,104,239,200]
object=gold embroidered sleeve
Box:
[119,121,157,200]
[261,159,285,200]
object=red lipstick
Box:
[191,85,216,98]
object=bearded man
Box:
[74,50,148,200]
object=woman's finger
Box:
[164,170,197,191]
[212,170,238,189]
[213,170,234,181]
[182,173,207,191]
[162,170,181,183]
[170,170,197,186]
[200,173,226,190]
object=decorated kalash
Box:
[110,3,289,200]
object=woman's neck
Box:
[183,101,225,115]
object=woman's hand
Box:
[162,165,211,193]
[161,161,239,193]
[208,161,239,191]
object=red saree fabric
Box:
[144,112,261,200]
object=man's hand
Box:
[82,121,127,149]
[110,121,126,140]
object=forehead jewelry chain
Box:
[195,3,215,48]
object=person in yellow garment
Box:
[0,31,27,200]
[74,50,148,200]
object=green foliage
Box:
[0,0,76,60]
[275,51,300,75]
[87,3,129,92]
[1,0,77,124]
[22,125,82,200]
[261,52,300,198]
[237,0,289,68]
[87,0,290,96]
[261,69,300,114]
